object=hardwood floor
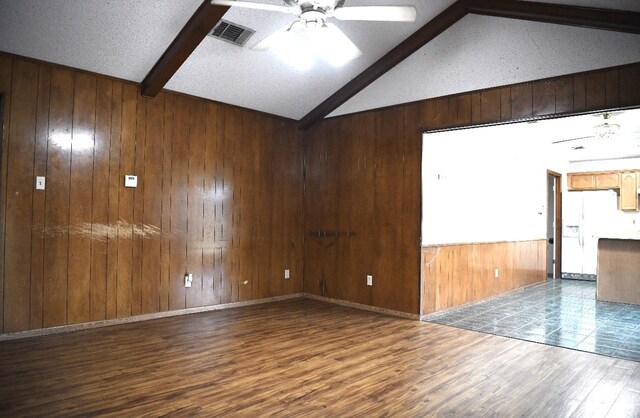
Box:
[0,298,638,417]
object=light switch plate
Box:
[124,175,137,188]
[36,176,46,190]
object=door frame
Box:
[547,170,562,279]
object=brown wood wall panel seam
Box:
[30,64,51,329]
[68,72,97,325]
[0,55,14,334]
[105,81,123,320]
[4,59,38,332]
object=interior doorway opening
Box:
[546,170,562,279]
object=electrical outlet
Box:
[494,268,499,279]
[366,275,373,286]
[284,269,290,279]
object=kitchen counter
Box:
[597,238,640,305]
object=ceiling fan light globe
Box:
[311,23,361,67]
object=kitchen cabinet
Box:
[594,172,620,189]
[619,172,638,211]
[569,174,595,190]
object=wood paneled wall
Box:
[0,54,304,333]
[303,106,422,314]
[421,241,545,315]
[304,62,640,315]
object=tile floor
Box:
[424,279,640,362]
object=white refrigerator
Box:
[562,190,617,275]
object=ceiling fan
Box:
[552,112,640,148]
[210,0,417,69]
[551,112,640,161]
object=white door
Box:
[562,191,583,274]
[582,190,616,274]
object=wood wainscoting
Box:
[421,240,546,316]
[0,53,304,334]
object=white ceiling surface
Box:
[331,1,640,116]
[0,0,203,83]
[426,108,640,164]
[0,1,639,120]
[167,0,449,119]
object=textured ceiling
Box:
[0,0,639,121]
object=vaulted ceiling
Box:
[0,0,639,125]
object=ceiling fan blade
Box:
[552,136,594,145]
[333,6,416,22]
[210,0,294,14]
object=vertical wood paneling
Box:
[202,102,217,306]
[511,84,533,119]
[585,73,606,110]
[573,75,587,111]
[555,77,573,114]
[471,93,482,124]
[4,59,38,332]
[220,106,236,304]
[211,104,225,305]
[105,81,122,320]
[186,99,205,308]
[605,70,620,108]
[499,88,511,121]
[2,53,638,330]
[619,66,640,106]
[305,62,640,316]
[116,84,136,318]
[0,55,12,333]
[532,81,555,116]
[30,65,51,329]
[1,54,304,333]
[141,93,163,314]
[420,240,546,315]
[480,89,501,123]
[131,93,146,316]
[456,95,471,126]
[90,78,111,321]
[42,67,73,328]
[67,72,96,324]
[160,93,174,312]
[169,94,188,311]
[400,103,421,313]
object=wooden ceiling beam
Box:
[299,0,640,130]
[467,0,640,34]
[141,1,229,98]
[298,0,468,130]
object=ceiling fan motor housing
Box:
[300,9,328,27]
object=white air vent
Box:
[210,20,255,46]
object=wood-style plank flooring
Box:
[1,298,639,417]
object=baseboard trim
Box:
[420,279,547,320]
[0,293,304,341]
[302,293,420,320]
[0,292,422,341]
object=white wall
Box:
[422,122,566,246]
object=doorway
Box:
[547,170,562,279]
